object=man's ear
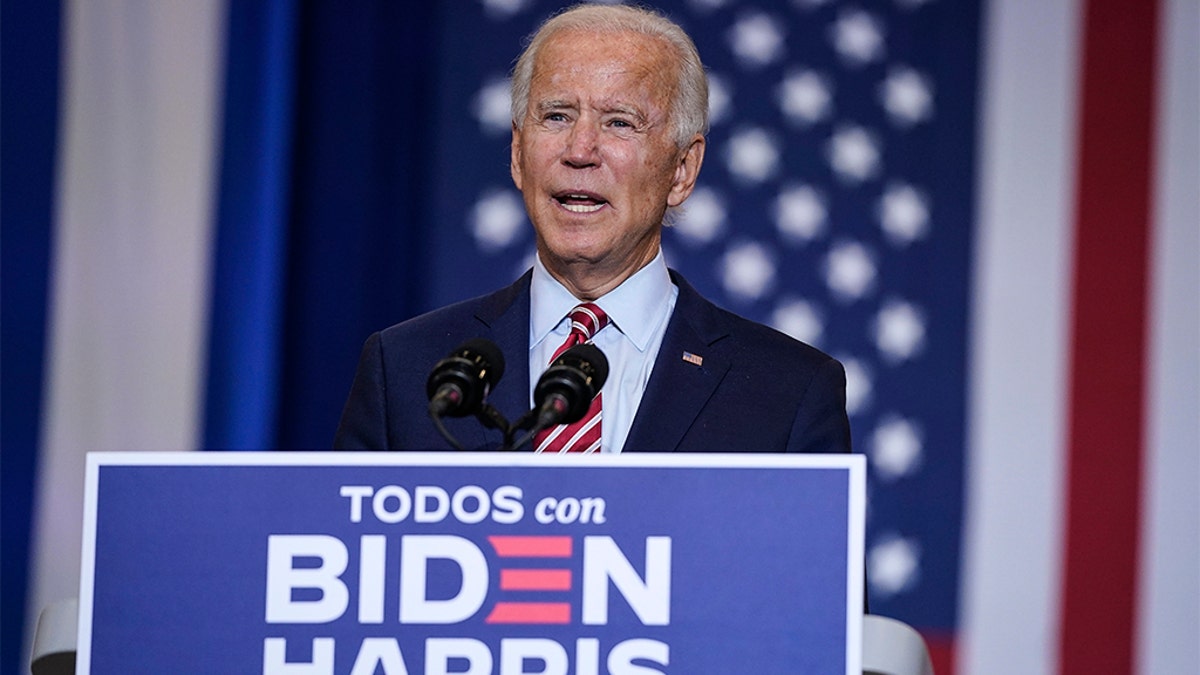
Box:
[666,135,706,208]
[510,123,524,191]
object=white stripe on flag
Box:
[1138,0,1200,672]
[26,0,227,664]
[961,0,1081,672]
[966,0,1199,673]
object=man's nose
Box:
[562,121,600,167]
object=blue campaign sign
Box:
[78,452,864,674]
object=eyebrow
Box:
[535,98,649,122]
[535,99,576,113]
[604,103,647,121]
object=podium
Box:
[34,605,931,675]
[35,451,931,674]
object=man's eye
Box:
[545,112,568,122]
[609,119,633,128]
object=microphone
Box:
[426,338,506,418]
[532,343,609,430]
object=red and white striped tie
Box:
[534,303,609,453]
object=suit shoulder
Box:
[717,306,836,368]
[379,297,479,343]
[670,268,833,365]
[377,274,528,347]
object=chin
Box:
[546,248,604,266]
[540,229,605,254]
[541,241,611,268]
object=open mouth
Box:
[554,191,608,214]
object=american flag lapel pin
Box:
[682,351,703,367]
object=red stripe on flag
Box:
[922,633,955,675]
[485,602,572,624]
[488,536,572,557]
[916,629,955,672]
[1061,0,1158,672]
[499,569,573,591]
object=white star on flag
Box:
[771,297,825,346]
[871,415,924,480]
[727,12,786,68]
[879,182,931,246]
[829,8,886,67]
[472,77,513,136]
[874,299,927,362]
[869,534,922,598]
[480,0,534,20]
[471,189,526,251]
[726,127,781,183]
[827,125,882,183]
[825,240,877,301]
[880,66,935,127]
[778,69,834,125]
[774,183,828,243]
[720,240,776,300]
[675,186,727,245]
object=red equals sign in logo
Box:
[485,535,573,625]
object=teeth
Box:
[562,203,605,213]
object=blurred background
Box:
[2,0,1195,673]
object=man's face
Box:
[511,29,704,295]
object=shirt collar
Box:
[530,251,673,352]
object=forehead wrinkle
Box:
[531,31,677,110]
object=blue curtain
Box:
[204,0,298,450]
[205,1,439,450]
[0,1,62,670]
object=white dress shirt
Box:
[529,251,679,453]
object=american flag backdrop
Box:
[2,1,1195,674]
[429,0,979,665]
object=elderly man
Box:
[334,4,850,455]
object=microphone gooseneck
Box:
[423,339,610,451]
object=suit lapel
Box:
[624,272,731,451]
[473,271,533,436]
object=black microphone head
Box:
[426,338,506,417]
[555,343,608,390]
[533,343,609,425]
[458,337,505,387]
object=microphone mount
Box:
[425,340,609,451]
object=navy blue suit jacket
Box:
[333,270,850,454]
